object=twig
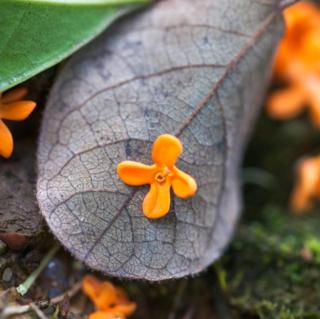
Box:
[37,281,82,307]
[2,303,49,319]
[30,303,49,319]
[1,305,30,318]
[16,244,60,296]
[1,281,81,319]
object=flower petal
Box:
[143,180,171,219]
[83,276,119,311]
[309,98,320,127]
[0,101,36,121]
[89,311,125,319]
[110,303,136,317]
[291,157,320,213]
[172,168,197,198]
[117,161,156,186]
[306,77,320,127]
[1,87,28,104]
[115,287,131,304]
[152,134,182,167]
[82,275,101,298]
[0,120,13,158]
[97,283,119,311]
[266,85,306,119]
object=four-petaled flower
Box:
[82,275,136,319]
[291,155,320,213]
[0,87,36,158]
[267,1,320,127]
[117,134,197,219]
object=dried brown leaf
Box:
[38,0,285,280]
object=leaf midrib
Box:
[174,11,278,137]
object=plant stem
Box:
[16,244,60,296]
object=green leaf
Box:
[0,0,150,91]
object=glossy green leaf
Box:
[0,0,150,91]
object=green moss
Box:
[218,203,320,318]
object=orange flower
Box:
[0,87,36,158]
[82,275,136,319]
[291,155,320,213]
[267,1,320,127]
[117,134,197,219]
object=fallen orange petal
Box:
[152,134,183,168]
[266,85,306,119]
[1,87,28,104]
[143,178,171,219]
[0,119,13,158]
[291,156,320,213]
[82,276,118,311]
[305,76,320,127]
[117,161,156,186]
[171,168,197,198]
[110,303,136,317]
[0,101,36,121]
[0,87,36,158]
[82,275,136,319]
[89,311,126,319]
[267,1,320,125]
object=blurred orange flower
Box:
[291,155,320,213]
[267,1,320,127]
[117,134,197,219]
[82,275,136,319]
[0,87,36,158]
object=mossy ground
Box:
[217,111,320,319]
[220,208,320,319]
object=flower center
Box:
[155,168,171,184]
[155,172,167,184]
